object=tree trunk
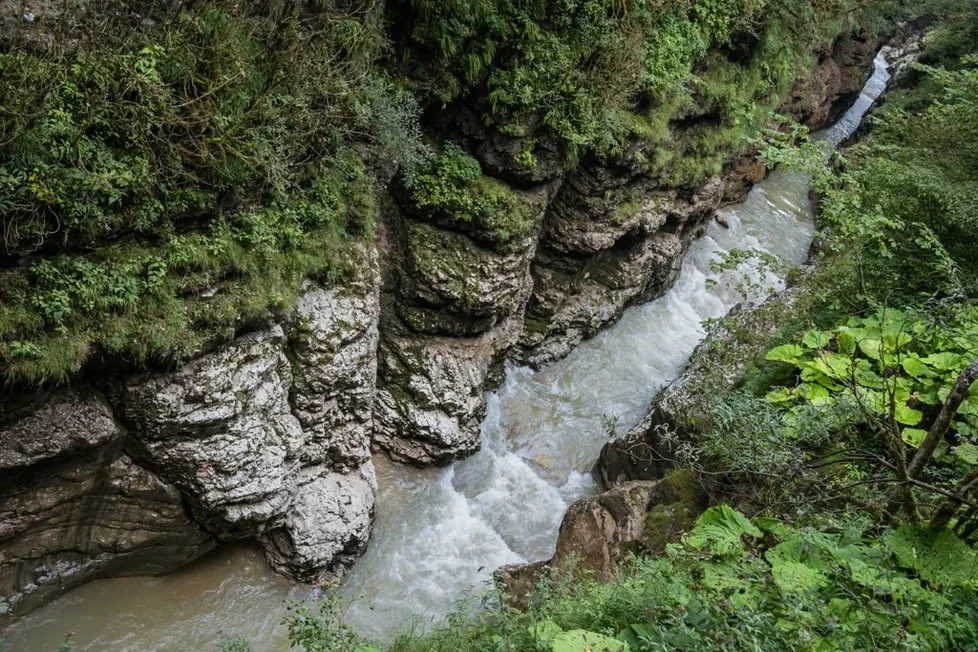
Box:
[907,359,978,480]
[929,466,978,533]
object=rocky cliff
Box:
[0,249,381,618]
[0,13,884,620]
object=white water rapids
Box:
[3,55,890,652]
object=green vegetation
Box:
[394,0,869,166]
[230,3,978,651]
[0,3,386,383]
[6,0,978,645]
[0,0,895,384]
[276,508,978,651]
[409,144,535,249]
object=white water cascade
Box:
[3,55,890,651]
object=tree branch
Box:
[907,359,978,479]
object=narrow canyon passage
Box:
[3,56,890,652]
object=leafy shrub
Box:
[379,509,978,651]
[0,3,385,383]
[394,0,864,162]
[409,144,534,248]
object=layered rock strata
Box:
[0,248,381,617]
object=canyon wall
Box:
[0,21,882,620]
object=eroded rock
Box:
[496,470,707,603]
[0,389,212,620]
[374,187,549,465]
[290,247,380,472]
[373,315,524,464]
[122,327,305,534]
[520,176,724,367]
[782,33,880,130]
[259,462,376,583]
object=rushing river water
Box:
[3,55,890,652]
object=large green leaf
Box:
[901,427,928,448]
[766,344,807,365]
[551,630,629,652]
[802,329,832,349]
[886,525,978,588]
[953,442,978,465]
[901,356,934,379]
[686,506,762,557]
[894,403,924,426]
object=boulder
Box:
[259,463,376,582]
[373,314,524,464]
[496,470,707,603]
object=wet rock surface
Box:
[259,463,376,583]
[289,248,381,472]
[122,326,306,534]
[0,260,382,616]
[518,173,724,367]
[497,470,708,603]
[782,33,880,130]
[372,188,549,464]
[0,389,213,621]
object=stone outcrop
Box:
[372,187,552,464]
[497,470,707,605]
[0,248,382,617]
[782,32,880,130]
[0,387,214,619]
[259,464,376,583]
[519,161,725,366]
[122,326,306,534]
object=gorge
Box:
[2,44,892,650]
[4,0,976,649]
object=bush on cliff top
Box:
[393,0,875,163]
[408,143,535,249]
[0,3,386,384]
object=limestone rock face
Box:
[373,188,550,465]
[1,246,383,617]
[290,248,381,472]
[520,172,724,367]
[0,389,213,621]
[260,463,376,583]
[119,271,381,577]
[782,33,880,130]
[374,315,524,464]
[122,327,306,534]
[0,386,120,470]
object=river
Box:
[2,53,891,652]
